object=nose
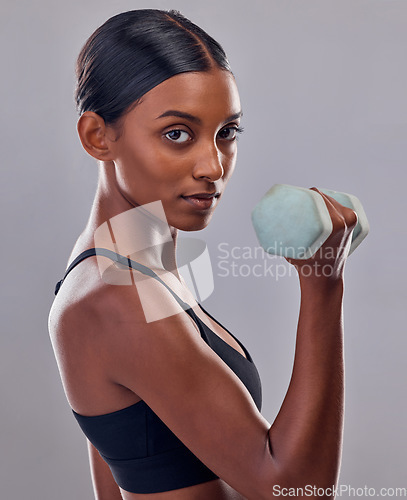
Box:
[192,141,224,181]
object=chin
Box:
[171,213,214,232]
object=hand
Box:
[286,187,358,283]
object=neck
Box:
[78,161,181,280]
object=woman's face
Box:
[109,69,242,231]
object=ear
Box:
[77,111,116,161]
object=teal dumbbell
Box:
[251,184,369,259]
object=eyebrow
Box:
[156,109,243,125]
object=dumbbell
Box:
[251,184,369,259]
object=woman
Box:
[48,9,356,500]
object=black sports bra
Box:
[54,248,262,494]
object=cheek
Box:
[222,150,237,182]
[152,149,195,184]
[115,140,162,183]
[115,141,193,200]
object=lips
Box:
[181,192,220,210]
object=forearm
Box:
[268,276,345,490]
[87,439,123,500]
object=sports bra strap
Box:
[54,247,192,312]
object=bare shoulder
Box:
[47,261,189,405]
[47,261,148,409]
[48,269,128,350]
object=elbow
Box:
[248,438,287,500]
[253,441,340,500]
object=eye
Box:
[164,129,191,143]
[218,125,245,141]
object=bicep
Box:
[100,292,276,499]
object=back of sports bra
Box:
[54,247,262,494]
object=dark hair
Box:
[75,9,232,126]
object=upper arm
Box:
[88,282,277,499]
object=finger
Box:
[310,187,357,230]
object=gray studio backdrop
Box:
[1,0,406,498]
